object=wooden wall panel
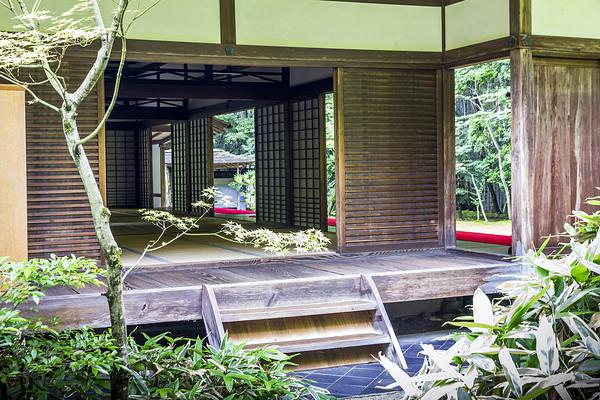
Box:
[290,97,327,230]
[255,104,290,226]
[518,58,600,249]
[0,85,28,261]
[336,68,441,253]
[26,58,102,260]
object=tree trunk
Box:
[485,123,512,220]
[61,109,129,400]
[469,172,488,222]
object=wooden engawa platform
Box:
[33,249,519,330]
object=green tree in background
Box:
[325,93,336,217]
[214,110,255,155]
[456,60,512,220]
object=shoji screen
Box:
[189,118,213,214]
[106,129,137,208]
[137,128,152,208]
[171,122,188,214]
[290,97,327,230]
[255,104,290,226]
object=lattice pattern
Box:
[171,122,188,213]
[255,104,289,225]
[106,129,137,208]
[291,97,325,229]
[189,118,211,214]
[137,129,151,208]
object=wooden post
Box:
[440,69,456,249]
[98,77,107,205]
[0,85,28,260]
[333,68,346,253]
[510,48,534,255]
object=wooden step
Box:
[246,332,390,354]
[220,300,377,323]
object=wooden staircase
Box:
[202,274,406,370]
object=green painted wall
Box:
[446,0,509,50]
[532,0,600,39]
[235,0,442,52]
[0,0,221,43]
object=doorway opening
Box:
[104,63,336,266]
[454,59,512,255]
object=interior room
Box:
[103,62,336,266]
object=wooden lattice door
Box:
[290,96,327,230]
[171,119,212,214]
[255,104,291,226]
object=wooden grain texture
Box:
[25,57,102,260]
[219,0,236,45]
[0,86,28,261]
[524,58,600,248]
[25,250,517,329]
[511,49,534,255]
[336,68,441,252]
[441,69,456,248]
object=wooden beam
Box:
[289,78,333,100]
[510,48,534,256]
[96,40,444,69]
[334,68,346,253]
[0,85,28,261]
[219,0,236,45]
[444,37,512,68]
[106,79,289,100]
[324,0,464,6]
[528,35,600,60]
[189,100,266,119]
[109,106,190,120]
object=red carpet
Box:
[328,217,336,227]
[214,208,256,216]
[456,231,512,246]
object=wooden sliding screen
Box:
[512,56,600,253]
[171,119,213,214]
[335,68,442,253]
[26,58,102,260]
[106,129,137,208]
[290,97,327,230]
[255,104,290,226]
[189,118,213,213]
[136,128,152,208]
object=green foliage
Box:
[380,198,600,399]
[456,60,511,217]
[229,168,256,211]
[128,334,330,399]
[0,255,105,306]
[325,93,336,217]
[214,111,255,156]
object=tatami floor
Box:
[110,209,337,266]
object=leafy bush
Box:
[381,199,600,399]
[0,257,328,399]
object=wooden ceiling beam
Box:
[106,79,289,100]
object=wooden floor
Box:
[32,249,520,329]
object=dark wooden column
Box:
[440,68,456,249]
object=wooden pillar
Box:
[0,85,28,261]
[440,69,456,249]
[510,48,534,255]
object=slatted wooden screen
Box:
[171,122,188,214]
[26,57,102,260]
[106,129,137,208]
[255,104,290,226]
[189,118,213,213]
[137,128,152,208]
[290,97,327,229]
[336,68,442,253]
